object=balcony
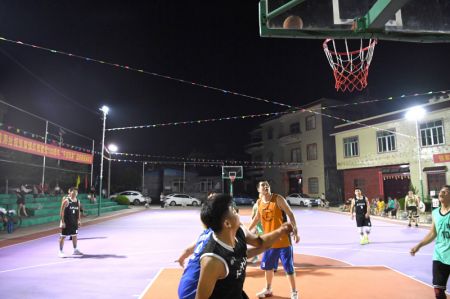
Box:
[278,132,301,145]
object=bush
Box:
[115,195,130,205]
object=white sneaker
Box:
[291,291,299,299]
[58,251,66,258]
[73,249,83,255]
[256,288,273,298]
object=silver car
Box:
[163,193,201,207]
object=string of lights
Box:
[0,35,291,109]
[110,158,299,168]
[111,152,302,166]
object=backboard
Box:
[260,0,450,43]
[222,166,243,180]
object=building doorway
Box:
[383,176,410,200]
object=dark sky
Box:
[1,1,450,161]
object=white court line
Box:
[0,259,77,274]
[0,248,182,274]
[138,268,164,299]
[383,265,435,289]
[299,245,433,256]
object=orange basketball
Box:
[283,15,303,29]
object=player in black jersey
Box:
[350,188,372,245]
[194,193,293,299]
[58,187,83,257]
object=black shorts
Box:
[433,260,450,289]
[356,215,371,227]
[61,222,78,236]
[407,206,418,217]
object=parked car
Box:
[110,190,151,206]
[285,193,320,206]
[233,194,256,206]
[163,193,201,206]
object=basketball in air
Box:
[283,15,303,29]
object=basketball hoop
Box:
[229,174,236,183]
[323,38,377,92]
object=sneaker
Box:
[58,251,66,258]
[360,238,365,245]
[256,288,273,298]
[415,223,418,227]
[250,256,258,264]
[73,249,83,255]
[291,291,299,299]
[408,223,411,227]
[365,236,370,244]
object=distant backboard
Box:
[260,0,450,43]
[222,166,243,180]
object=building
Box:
[246,98,347,203]
[333,94,450,202]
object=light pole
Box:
[98,105,109,216]
[107,144,118,198]
[405,106,426,201]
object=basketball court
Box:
[1,207,447,299]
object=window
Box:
[377,129,396,153]
[308,177,319,194]
[420,120,444,146]
[289,122,300,134]
[344,136,359,157]
[267,127,273,140]
[306,115,316,130]
[291,148,301,162]
[307,143,317,160]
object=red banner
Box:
[0,129,93,165]
[433,153,450,163]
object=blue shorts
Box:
[260,246,294,275]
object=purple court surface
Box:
[0,208,446,298]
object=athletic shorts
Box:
[261,246,294,275]
[433,260,450,290]
[61,221,78,236]
[356,215,371,227]
[407,206,418,218]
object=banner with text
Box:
[433,153,450,163]
[0,129,93,165]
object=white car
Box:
[285,193,319,207]
[163,193,201,207]
[110,190,151,206]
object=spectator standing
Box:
[384,197,395,217]
[54,183,61,196]
[15,189,28,217]
[160,192,165,208]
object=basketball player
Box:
[249,181,300,299]
[411,185,450,299]
[58,187,83,257]
[405,190,420,227]
[350,188,372,245]
[181,193,293,299]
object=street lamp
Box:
[107,144,118,198]
[98,105,109,216]
[405,106,426,201]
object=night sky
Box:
[1,1,450,161]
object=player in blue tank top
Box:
[177,227,213,299]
